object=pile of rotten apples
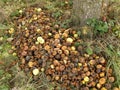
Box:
[11,7,115,90]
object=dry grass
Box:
[93,33,120,88]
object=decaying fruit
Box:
[12,7,116,90]
[33,68,39,75]
[66,38,73,43]
[84,76,89,82]
[99,78,106,85]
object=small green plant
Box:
[86,47,93,55]
[87,18,109,35]
[60,19,71,28]
[10,10,21,17]
[54,19,71,29]
[53,0,73,9]
[85,42,93,55]
[74,42,80,47]
[53,0,66,9]
[0,69,11,90]
[113,24,120,38]
[52,10,63,19]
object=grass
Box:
[10,64,57,90]
[106,44,120,88]
[92,33,120,88]
[9,64,37,90]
